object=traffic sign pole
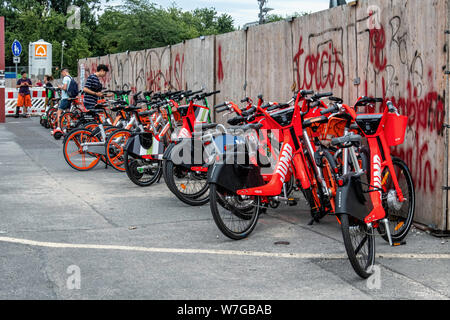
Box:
[12,39,22,80]
[0,17,5,123]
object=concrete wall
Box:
[78,0,449,230]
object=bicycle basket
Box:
[139,132,154,150]
[384,113,407,146]
[321,117,347,142]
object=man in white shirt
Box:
[52,68,71,134]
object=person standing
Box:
[51,69,71,134]
[44,75,54,108]
[83,64,109,109]
[15,71,33,118]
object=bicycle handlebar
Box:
[320,105,339,115]
[311,92,333,100]
[387,101,398,113]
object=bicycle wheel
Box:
[316,148,338,216]
[377,157,415,242]
[124,150,163,187]
[341,214,375,279]
[210,183,261,240]
[60,112,75,133]
[105,129,132,172]
[63,129,101,171]
[48,108,58,129]
[163,159,210,206]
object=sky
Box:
[100,0,330,28]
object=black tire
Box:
[377,157,415,243]
[105,129,132,172]
[340,214,376,279]
[314,148,339,220]
[63,128,101,171]
[54,132,64,140]
[124,150,162,187]
[210,183,261,240]
[163,159,210,206]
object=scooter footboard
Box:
[335,174,373,221]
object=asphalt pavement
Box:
[0,117,449,300]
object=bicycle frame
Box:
[355,104,406,225]
[235,95,315,198]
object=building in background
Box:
[28,39,52,81]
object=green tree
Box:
[0,0,236,76]
[96,0,235,54]
[265,11,310,23]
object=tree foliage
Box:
[265,12,310,23]
[1,0,235,77]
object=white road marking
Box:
[0,236,449,260]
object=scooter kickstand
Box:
[382,218,393,246]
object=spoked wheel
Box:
[209,184,262,240]
[48,108,58,129]
[377,157,415,243]
[60,112,77,134]
[63,129,101,171]
[106,129,132,172]
[86,124,119,165]
[340,214,375,279]
[124,150,163,187]
[163,159,210,206]
[314,149,338,219]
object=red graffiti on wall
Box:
[173,53,184,90]
[145,53,184,92]
[369,26,387,72]
[146,68,172,92]
[293,36,345,91]
[85,62,111,87]
[364,68,445,194]
[217,45,224,84]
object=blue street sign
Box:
[12,40,22,57]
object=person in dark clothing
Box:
[83,64,109,109]
[15,71,33,118]
[44,75,54,108]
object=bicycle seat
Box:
[178,106,189,116]
[86,109,106,114]
[112,100,128,106]
[138,110,155,117]
[111,106,125,112]
[230,123,263,132]
[227,116,246,126]
[331,133,362,147]
[115,90,131,96]
[303,116,328,128]
[194,123,218,131]
[124,106,143,112]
